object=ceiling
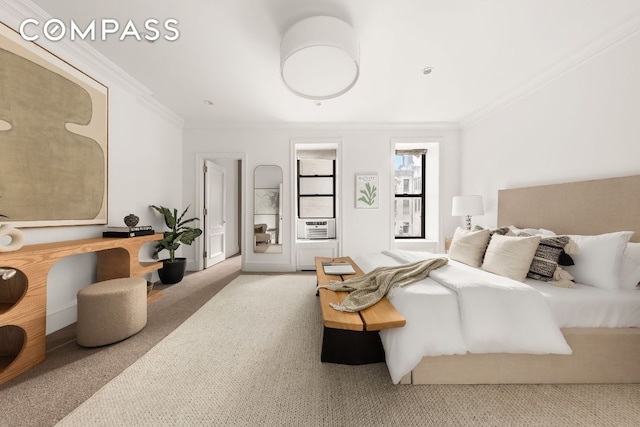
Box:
[28,0,640,126]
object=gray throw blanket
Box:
[319,257,449,312]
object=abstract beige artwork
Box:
[0,22,108,227]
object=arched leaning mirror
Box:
[254,165,283,253]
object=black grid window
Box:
[297,157,336,219]
[394,150,426,238]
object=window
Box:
[403,199,410,215]
[297,150,336,219]
[394,149,426,238]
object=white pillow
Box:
[481,234,541,282]
[564,231,634,290]
[620,242,640,290]
[448,227,490,267]
[507,225,556,237]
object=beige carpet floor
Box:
[0,255,243,426]
[55,274,640,427]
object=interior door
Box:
[204,160,226,268]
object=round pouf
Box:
[76,277,147,347]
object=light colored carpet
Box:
[0,255,241,427]
[57,274,640,426]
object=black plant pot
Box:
[158,258,187,285]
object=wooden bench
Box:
[315,256,406,365]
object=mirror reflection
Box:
[254,165,283,253]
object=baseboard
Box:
[46,301,78,335]
[186,260,198,271]
[242,263,297,273]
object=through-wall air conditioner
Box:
[297,219,336,240]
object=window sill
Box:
[392,239,438,252]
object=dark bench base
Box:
[321,327,385,365]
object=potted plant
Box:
[150,205,203,284]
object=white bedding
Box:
[526,279,640,327]
[378,279,466,383]
[352,249,639,384]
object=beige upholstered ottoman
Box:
[76,277,147,347]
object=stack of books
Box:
[102,225,155,238]
[322,260,356,275]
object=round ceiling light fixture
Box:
[280,16,359,100]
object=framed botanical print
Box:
[254,188,280,214]
[355,174,379,209]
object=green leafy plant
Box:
[150,205,203,263]
[358,182,377,206]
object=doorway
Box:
[204,160,226,268]
[195,153,245,271]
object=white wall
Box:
[45,88,183,334]
[0,7,184,333]
[183,125,460,271]
[461,30,640,227]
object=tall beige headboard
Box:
[498,174,640,243]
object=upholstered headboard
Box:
[498,174,640,243]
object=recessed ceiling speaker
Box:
[280,16,359,100]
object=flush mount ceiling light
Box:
[280,16,359,100]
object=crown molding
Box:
[0,0,33,24]
[460,11,640,130]
[184,121,460,132]
[0,0,183,127]
[136,96,185,129]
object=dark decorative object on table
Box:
[150,205,203,285]
[123,213,140,227]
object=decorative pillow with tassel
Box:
[521,234,575,283]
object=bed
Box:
[354,174,640,385]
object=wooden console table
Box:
[0,234,163,386]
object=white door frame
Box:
[194,152,247,271]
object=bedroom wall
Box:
[182,125,461,272]
[0,9,184,334]
[44,89,183,334]
[461,29,640,228]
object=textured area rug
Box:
[57,275,640,426]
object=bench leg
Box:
[321,327,385,365]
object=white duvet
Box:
[354,250,572,384]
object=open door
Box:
[204,160,226,268]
